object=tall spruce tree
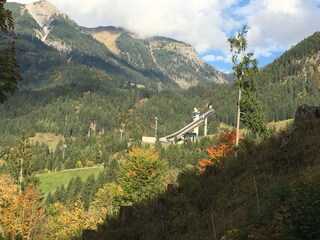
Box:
[6,136,37,193]
[53,184,67,204]
[228,25,266,144]
[0,0,22,103]
[81,174,97,209]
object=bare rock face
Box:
[25,0,72,53]
[294,105,320,127]
[280,105,320,150]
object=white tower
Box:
[192,108,200,137]
[204,105,212,137]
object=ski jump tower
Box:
[159,106,214,143]
[142,106,214,144]
[192,106,210,138]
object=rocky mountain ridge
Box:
[87,26,226,88]
[7,0,225,89]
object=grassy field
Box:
[266,119,293,131]
[37,166,104,197]
[219,122,248,135]
[30,132,64,152]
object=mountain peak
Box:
[24,0,72,53]
[25,0,67,27]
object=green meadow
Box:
[37,166,104,197]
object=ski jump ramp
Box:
[160,108,214,143]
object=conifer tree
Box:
[0,0,22,103]
[53,184,67,204]
[81,174,97,209]
[228,25,266,144]
[45,191,54,206]
[61,176,84,206]
[6,136,37,192]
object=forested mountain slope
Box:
[261,32,320,83]
[7,1,161,90]
[1,2,320,238]
[257,32,320,121]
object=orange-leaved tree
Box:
[198,130,237,171]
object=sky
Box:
[7,0,320,73]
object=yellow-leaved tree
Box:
[0,175,44,239]
[89,182,126,225]
[117,147,167,204]
[43,200,95,240]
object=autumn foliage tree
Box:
[43,200,95,240]
[117,147,167,203]
[89,182,125,225]
[198,130,237,171]
[0,175,44,239]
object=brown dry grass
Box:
[266,119,293,131]
[29,132,64,152]
[92,32,121,55]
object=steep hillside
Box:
[84,107,320,240]
[257,32,320,122]
[87,27,225,88]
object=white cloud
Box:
[218,68,233,74]
[264,0,300,14]
[202,54,227,62]
[245,0,320,56]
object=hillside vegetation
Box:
[87,27,225,88]
[258,32,320,121]
[261,32,320,83]
[85,109,320,240]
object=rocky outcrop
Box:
[281,105,320,150]
[25,0,72,53]
[293,105,320,127]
